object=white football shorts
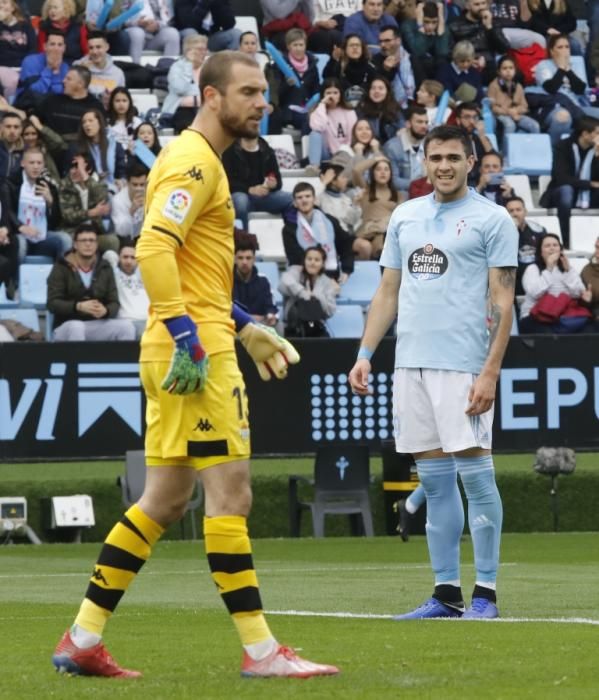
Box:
[392,368,494,454]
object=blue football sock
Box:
[416,458,464,584]
[406,484,426,514]
[455,455,502,587]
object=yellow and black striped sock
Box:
[204,515,272,645]
[74,504,164,636]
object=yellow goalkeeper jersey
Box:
[136,128,236,361]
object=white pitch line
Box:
[265,610,599,625]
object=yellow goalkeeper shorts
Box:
[140,351,251,470]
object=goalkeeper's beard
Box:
[218,104,263,139]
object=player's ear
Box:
[201,84,221,111]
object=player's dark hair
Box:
[73,220,101,240]
[535,232,564,272]
[423,125,473,158]
[199,50,260,97]
[293,182,315,198]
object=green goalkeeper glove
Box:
[162,315,209,394]
[238,323,300,380]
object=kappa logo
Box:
[91,567,109,585]
[194,418,214,432]
[185,166,204,183]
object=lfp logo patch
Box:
[163,189,191,224]
[408,244,448,280]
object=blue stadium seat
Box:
[504,133,552,176]
[0,307,40,332]
[19,264,53,309]
[337,261,381,305]
[255,260,282,305]
[23,255,54,265]
[325,305,364,338]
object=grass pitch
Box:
[0,533,597,699]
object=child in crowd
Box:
[487,55,540,136]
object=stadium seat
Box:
[569,216,599,254]
[301,134,309,160]
[504,133,552,176]
[248,218,286,263]
[325,305,364,338]
[19,264,52,309]
[119,451,202,539]
[527,215,561,238]
[337,261,381,305]
[263,133,295,154]
[131,93,159,119]
[504,174,535,212]
[288,444,373,537]
[281,176,321,193]
[0,307,40,332]
[255,260,282,305]
[23,255,54,265]
[235,16,261,47]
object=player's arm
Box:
[467,266,516,416]
[231,302,300,381]
[136,161,216,394]
[348,267,401,395]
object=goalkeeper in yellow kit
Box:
[52,51,339,680]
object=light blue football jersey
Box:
[380,188,518,373]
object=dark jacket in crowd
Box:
[277,51,320,109]
[173,0,236,34]
[47,252,119,328]
[233,267,278,317]
[282,207,355,277]
[527,1,577,37]
[543,136,599,193]
[6,169,62,231]
[35,92,105,144]
[0,19,37,67]
[0,141,24,180]
[448,12,510,65]
[222,137,283,193]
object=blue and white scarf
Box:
[572,142,594,208]
[296,209,338,272]
[18,179,47,242]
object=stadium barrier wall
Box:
[1,337,599,461]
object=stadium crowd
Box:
[1,0,599,340]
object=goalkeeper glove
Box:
[162,315,208,394]
[238,322,300,380]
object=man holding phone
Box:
[7,148,72,262]
[475,150,514,206]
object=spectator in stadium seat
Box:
[233,239,279,327]
[260,0,314,52]
[322,33,378,109]
[58,151,116,252]
[416,79,451,125]
[308,0,358,55]
[15,29,69,112]
[131,120,161,165]
[474,150,515,207]
[282,181,354,282]
[106,87,142,152]
[317,154,362,235]
[103,237,149,339]
[487,55,540,136]
[21,115,67,185]
[110,160,148,239]
[526,0,579,54]
[489,0,545,50]
[352,154,401,259]
[222,134,293,230]
[504,195,547,295]
[371,26,417,108]
[173,0,240,52]
[539,116,599,250]
[400,1,450,81]
[581,236,599,328]
[343,0,398,55]
[8,147,72,262]
[38,0,88,64]
[70,109,127,188]
[519,232,593,333]
[47,220,135,341]
[307,78,358,170]
[74,30,125,107]
[0,113,25,180]
[356,76,402,144]
[0,0,37,103]
[36,65,105,148]
[382,104,428,196]
[454,101,494,185]
[123,0,180,65]
[436,40,484,104]
[448,0,509,84]
[279,244,337,337]
[274,28,320,136]
[161,34,207,135]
